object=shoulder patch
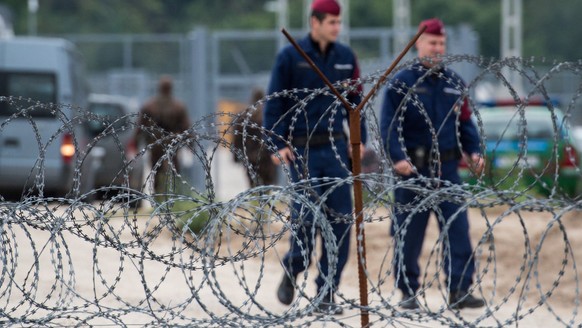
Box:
[297,61,311,69]
[413,87,429,94]
[443,87,462,95]
[334,63,353,70]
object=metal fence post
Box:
[188,26,211,192]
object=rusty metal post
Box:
[281,27,425,327]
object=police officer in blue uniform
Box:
[380,18,486,310]
[263,0,367,315]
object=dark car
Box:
[460,104,580,197]
[87,94,144,199]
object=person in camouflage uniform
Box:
[135,76,191,193]
[232,88,277,188]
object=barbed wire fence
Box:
[0,55,581,327]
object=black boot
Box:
[449,290,485,309]
[314,291,343,315]
[399,291,420,310]
[277,273,295,305]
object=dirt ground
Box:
[201,202,582,327]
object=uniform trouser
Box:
[282,142,352,293]
[150,144,180,193]
[392,161,475,294]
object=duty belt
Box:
[408,147,461,169]
[291,133,345,147]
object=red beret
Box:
[418,18,446,36]
[311,0,341,16]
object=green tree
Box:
[523,0,582,61]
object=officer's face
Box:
[416,33,446,67]
[311,14,342,44]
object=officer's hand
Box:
[393,159,413,176]
[359,144,366,158]
[469,153,485,175]
[348,144,366,159]
[271,147,295,165]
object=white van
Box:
[0,37,95,199]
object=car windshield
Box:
[0,72,57,117]
[89,102,124,119]
[481,109,563,141]
[87,102,128,136]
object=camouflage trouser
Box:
[150,144,180,195]
[245,154,277,188]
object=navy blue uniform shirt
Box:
[263,34,367,149]
[380,62,480,163]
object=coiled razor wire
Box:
[0,56,581,327]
